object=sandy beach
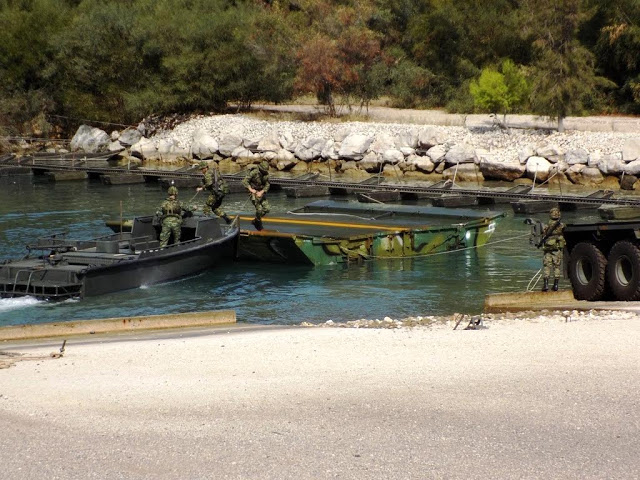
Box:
[1,312,639,479]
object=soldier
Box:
[540,207,566,291]
[196,160,231,224]
[242,160,271,231]
[157,185,192,247]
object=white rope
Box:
[527,268,543,291]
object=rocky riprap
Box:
[70,113,640,188]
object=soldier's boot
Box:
[552,279,559,291]
[542,278,549,292]
[251,217,264,231]
[221,214,232,224]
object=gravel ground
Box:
[1,311,639,479]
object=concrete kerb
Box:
[484,290,640,313]
[0,310,236,342]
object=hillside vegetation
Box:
[1,0,639,135]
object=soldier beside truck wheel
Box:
[540,207,566,292]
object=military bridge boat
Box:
[0,214,239,300]
[235,200,505,265]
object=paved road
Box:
[1,317,638,479]
[252,104,640,133]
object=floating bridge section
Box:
[8,152,640,208]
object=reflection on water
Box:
[0,177,604,326]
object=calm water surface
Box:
[0,176,603,326]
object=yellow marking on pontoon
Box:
[238,216,417,231]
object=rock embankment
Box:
[71,113,640,189]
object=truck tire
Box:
[606,240,640,301]
[568,242,607,301]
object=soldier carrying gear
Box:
[196,160,231,224]
[242,160,271,231]
[157,185,192,247]
[540,206,565,292]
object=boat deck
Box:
[235,200,502,238]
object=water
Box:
[0,176,603,326]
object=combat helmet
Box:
[258,160,269,173]
[167,185,179,196]
[198,161,208,169]
[550,207,561,220]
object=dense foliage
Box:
[0,0,638,135]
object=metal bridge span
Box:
[12,155,640,208]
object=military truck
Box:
[563,220,640,301]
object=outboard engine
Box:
[524,218,545,248]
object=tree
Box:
[470,59,530,124]
[591,0,640,113]
[526,0,604,131]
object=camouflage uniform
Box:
[242,161,270,230]
[541,208,565,291]
[200,165,229,219]
[157,190,191,247]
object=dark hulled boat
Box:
[0,214,239,300]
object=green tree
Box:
[591,0,640,113]
[0,0,72,134]
[470,59,530,124]
[526,0,608,131]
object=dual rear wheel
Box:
[568,240,640,301]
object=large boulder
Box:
[526,156,552,182]
[275,149,296,171]
[190,128,219,159]
[118,128,142,147]
[565,148,589,165]
[279,131,296,152]
[369,133,396,154]
[442,163,484,182]
[597,152,624,175]
[518,145,536,164]
[624,159,640,175]
[426,145,447,163]
[536,144,564,163]
[257,130,281,152]
[417,127,446,150]
[444,143,476,165]
[70,125,110,153]
[130,138,157,159]
[382,148,404,165]
[622,137,640,162]
[338,133,373,161]
[294,137,326,162]
[321,139,340,160]
[358,152,382,172]
[408,154,435,173]
[479,158,526,181]
[218,128,244,157]
[395,129,418,149]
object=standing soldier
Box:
[540,207,565,291]
[196,161,231,224]
[157,185,191,247]
[242,160,270,231]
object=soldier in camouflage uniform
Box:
[541,207,565,291]
[196,161,231,223]
[157,185,192,247]
[242,160,270,231]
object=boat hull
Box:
[0,215,239,300]
[81,237,237,296]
